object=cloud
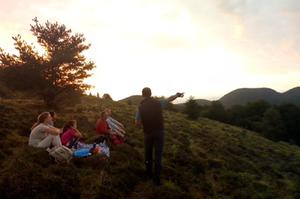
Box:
[0,0,299,99]
[200,0,300,73]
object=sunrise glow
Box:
[1,0,299,101]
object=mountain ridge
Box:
[170,87,300,108]
[220,87,300,107]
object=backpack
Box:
[48,145,73,163]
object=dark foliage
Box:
[184,97,200,120]
[0,18,95,107]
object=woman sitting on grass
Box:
[96,111,124,145]
[95,111,111,143]
[61,120,82,148]
[29,112,62,148]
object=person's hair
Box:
[49,111,56,118]
[142,87,151,97]
[31,112,50,129]
[101,111,107,119]
[104,108,112,115]
[63,120,77,133]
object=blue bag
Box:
[73,148,91,157]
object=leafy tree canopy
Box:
[0,18,96,107]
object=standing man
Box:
[135,87,184,186]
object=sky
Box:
[0,0,299,102]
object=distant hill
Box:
[220,87,300,108]
[119,95,143,105]
[219,88,281,107]
[194,99,212,106]
[282,87,300,105]
[120,87,300,110]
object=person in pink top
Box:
[61,120,82,148]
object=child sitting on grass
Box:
[61,120,82,148]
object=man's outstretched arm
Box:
[166,92,184,103]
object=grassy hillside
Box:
[1,96,300,199]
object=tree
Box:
[0,18,96,107]
[245,100,271,119]
[228,105,246,124]
[262,107,287,141]
[102,93,112,100]
[205,101,228,122]
[0,36,47,91]
[184,97,200,120]
[277,104,300,144]
[242,100,271,131]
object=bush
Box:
[184,97,200,120]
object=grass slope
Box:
[0,96,300,199]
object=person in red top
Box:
[96,111,124,145]
[61,120,82,148]
[95,112,111,143]
[96,112,111,135]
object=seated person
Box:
[61,120,82,148]
[96,112,111,136]
[29,112,62,148]
[96,111,124,145]
[104,108,126,138]
[31,111,57,130]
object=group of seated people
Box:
[28,109,126,149]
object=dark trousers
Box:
[67,137,80,149]
[94,134,109,144]
[144,131,164,181]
